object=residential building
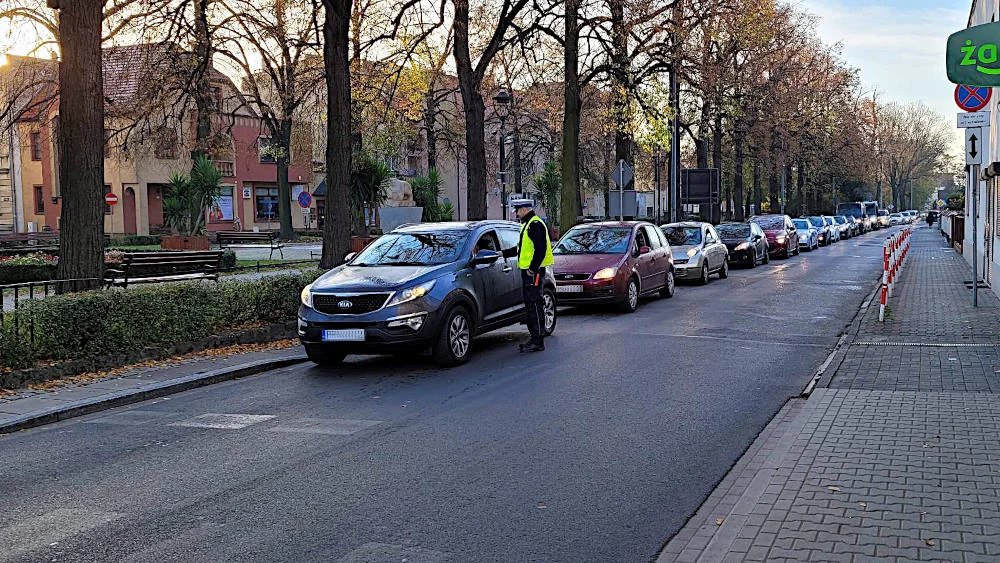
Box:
[0,45,313,236]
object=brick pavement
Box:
[658,226,1000,562]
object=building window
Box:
[30,132,42,161]
[259,137,276,163]
[155,127,178,159]
[33,185,44,214]
[255,186,279,221]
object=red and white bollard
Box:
[880,244,889,322]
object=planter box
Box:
[161,236,210,251]
[350,236,378,253]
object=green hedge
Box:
[107,235,162,247]
[0,270,319,369]
[0,263,57,284]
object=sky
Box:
[800,0,970,148]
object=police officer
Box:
[511,200,554,352]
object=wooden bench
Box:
[103,251,222,288]
[216,231,284,259]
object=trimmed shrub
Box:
[0,253,59,284]
[220,249,237,269]
[0,270,320,369]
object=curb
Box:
[0,355,308,435]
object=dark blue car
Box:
[298,221,557,366]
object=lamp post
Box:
[653,149,664,223]
[493,90,513,220]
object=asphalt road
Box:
[0,228,892,563]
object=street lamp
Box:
[493,90,514,220]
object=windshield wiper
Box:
[377,261,427,266]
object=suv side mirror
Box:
[471,249,501,266]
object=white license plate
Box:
[322,329,365,342]
[557,284,584,293]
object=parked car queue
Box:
[297,212,884,367]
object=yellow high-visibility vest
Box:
[518,215,555,269]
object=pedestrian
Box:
[510,200,554,353]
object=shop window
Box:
[255,186,279,220]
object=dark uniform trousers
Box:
[522,268,546,344]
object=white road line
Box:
[169,413,276,430]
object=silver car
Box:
[823,216,841,243]
[660,222,729,285]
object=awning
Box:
[312,180,326,197]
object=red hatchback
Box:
[552,221,675,313]
[749,214,800,259]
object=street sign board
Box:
[958,110,991,127]
[966,127,984,165]
[612,160,634,189]
[938,199,947,207]
[297,190,312,208]
[105,193,118,206]
[947,22,1000,86]
[955,85,992,112]
[608,190,637,218]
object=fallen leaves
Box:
[715,518,725,526]
[924,538,936,547]
[826,486,841,493]
[22,339,299,394]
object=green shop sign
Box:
[948,21,1000,86]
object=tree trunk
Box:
[734,130,745,221]
[425,92,437,171]
[560,0,581,228]
[453,0,488,220]
[713,111,724,217]
[193,0,213,158]
[53,0,104,292]
[609,0,632,169]
[752,160,762,214]
[320,0,352,269]
[276,118,295,240]
[796,160,805,216]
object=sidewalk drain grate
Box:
[855,341,1000,348]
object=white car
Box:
[889,213,905,226]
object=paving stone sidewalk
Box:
[0,342,306,431]
[659,226,1000,562]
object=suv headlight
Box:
[686,246,699,258]
[593,267,617,280]
[300,283,313,308]
[386,280,436,307]
[735,241,750,251]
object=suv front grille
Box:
[557,273,591,281]
[313,293,391,315]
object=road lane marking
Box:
[168,413,276,430]
[336,542,450,563]
[0,508,121,560]
[84,410,174,426]
[266,418,383,435]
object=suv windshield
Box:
[808,217,825,227]
[835,216,847,224]
[554,227,632,254]
[793,219,810,230]
[751,216,785,230]
[662,226,703,246]
[879,210,889,216]
[716,224,749,238]
[352,231,466,266]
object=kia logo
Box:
[337,300,353,309]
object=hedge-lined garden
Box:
[0,270,318,369]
